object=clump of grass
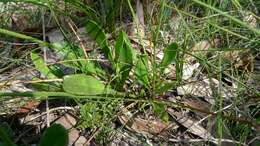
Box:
[0,0,259,145]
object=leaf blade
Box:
[135,54,149,89]
[114,31,136,88]
[31,51,57,79]
[85,20,113,62]
[160,42,178,72]
[63,74,113,96]
[39,124,68,146]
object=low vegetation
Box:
[0,0,259,145]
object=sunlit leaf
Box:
[114,31,136,87]
[160,42,178,72]
[135,54,149,89]
[31,51,57,79]
[63,74,114,95]
[52,42,106,76]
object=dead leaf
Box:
[118,107,174,138]
[55,113,77,129]
[17,100,40,115]
[242,11,257,28]
[177,78,235,104]
[222,50,253,71]
[167,108,217,145]
[182,63,200,80]
[182,98,211,118]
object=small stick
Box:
[169,138,248,146]
[67,20,89,59]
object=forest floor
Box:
[0,1,259,146]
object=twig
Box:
[41,8,50,128]
[67,19,89,59]
[0,40,38,45]
[248,136,260,145]
[45,97,50,127]
[23,106,76,124]
[195,104,233,125]
[0,78,63,87]
[84,127,100,146]
[169,138,248,146]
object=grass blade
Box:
[192,0,260,35]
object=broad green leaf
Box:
[153,103,168,122]
[31,51,57,79]
[85,20,113,62]
[159,42,178,72]
[39,124,68,146]
[115,31,136,64]
[135,55,149,89]
[114,31,136,87]
[82,61,107,78]
[63,74,114,95]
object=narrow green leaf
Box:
[192,0,260,35]
[31,82,62,92]
[48,65,64,78]
[0,28,50,48]
[135,55,149,89]
[114,31,136,86]
[31,51,57,79]
[65,0,97,21]
[39,124,68,146]
[160,42,178,72]
[85,20,113,62]
[0,91,127,101]
[63,74,114,95]
[155,81,176,95]
[153,103,168,122]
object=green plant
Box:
[0,0,259,145]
